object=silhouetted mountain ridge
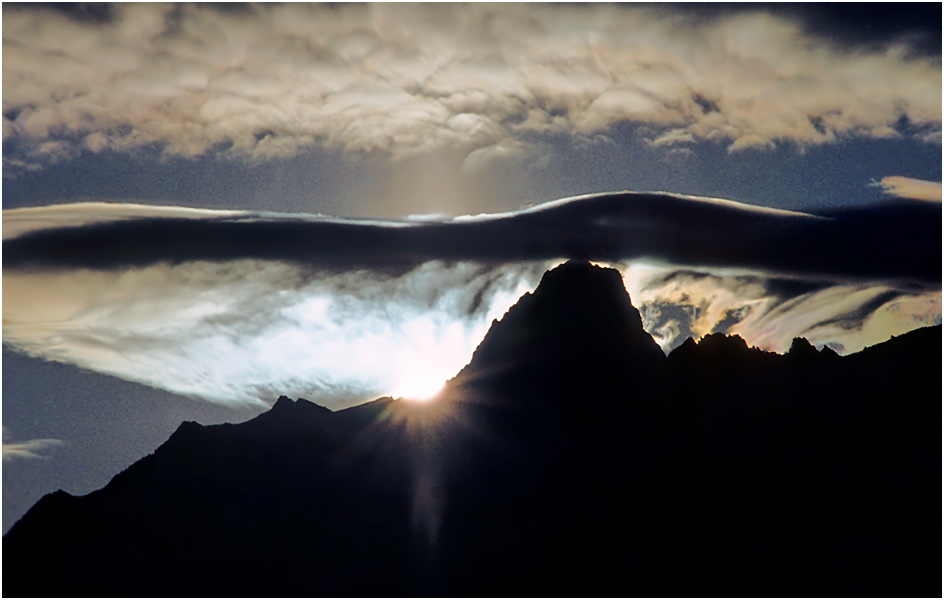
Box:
[460,260,663,375]
[4,260,940,597]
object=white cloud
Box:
[2,202,250,240]
[3,258,549,408]
[5,247,934,409]
[3,198,938,408]
[2,428,64,461]
[620,261,941,355]
[728,134,777,153]
[876,176,943,203]
[3,4,939,171]
[650,129,696,147]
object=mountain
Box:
[459,258,665,381]
[4,261,941,597]
[1,346,263,535]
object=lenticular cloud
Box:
[3,195,939,408]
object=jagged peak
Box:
[458,259,664,383]
[668,332,750,356]
[667,332,777,368]
[265,396,332,419]
[699,332,750,351]
[787,337,818,356]
[272,395,295,410]
[531,259,629,301]
[170,420,204,436]
[786,337,834,366]
[538,258,602,280]
[525,260,642,322]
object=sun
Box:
[392,368,446,401]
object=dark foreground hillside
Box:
[4,261,941,597]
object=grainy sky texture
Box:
[2,3,941,533]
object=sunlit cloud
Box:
[622,262,942,354]
[3,259,548,408]
[2,428,64,461]
[2,202,250,240]
[3,194,939,407]
[7,251,936,410]
[875,176,943,203]
[3,3,940,178]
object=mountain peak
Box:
[456,259,664,391]
[272,395,295,410]
[246,396,333,434]
[270,395,330,414]
[531,259,624,299]
[667,332,775,372]
[536,258,609,283]
[3,250,940,598]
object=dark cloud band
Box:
[4,192,940,287]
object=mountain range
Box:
[4,260,940,597]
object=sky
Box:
[2,3,941,533]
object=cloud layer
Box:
[2,202,250,240]
[5,192,940,285]
[4,258,548,407]
[623,263,942,354]
[4,3,940,176]
[3,193,940,408]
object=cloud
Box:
[4,192,940,286]
[3,259,551,407]
[2,428,64,461]
[2,157,44,179]
[2,4,940,173]
[621,262,942,354]
[2,202,250,240]
[3,192,940,407]
[875,176,943,203]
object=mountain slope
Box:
[4,261,941,597]
[1,346,262,535]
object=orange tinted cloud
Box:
[878,176,943,203]
[3,4,940,173]
[2,428,64,461]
